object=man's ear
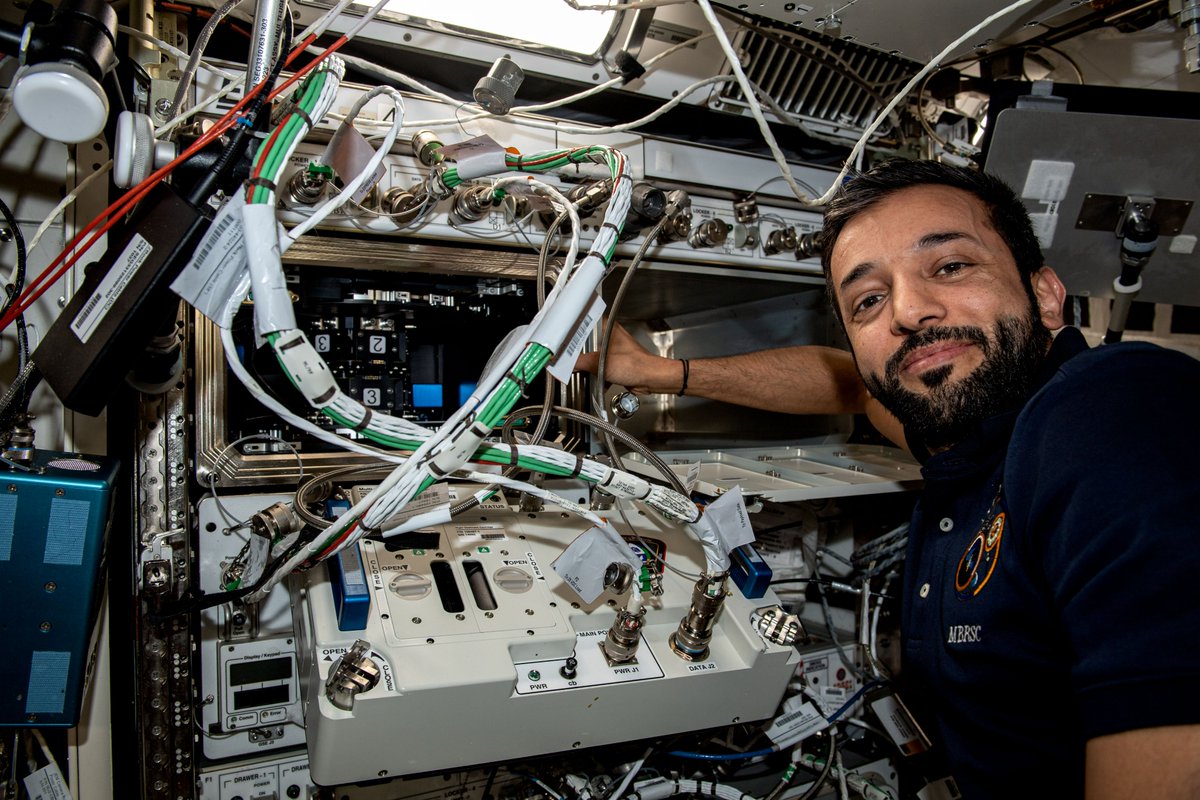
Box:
[1032,266,1068,330]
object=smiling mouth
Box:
[901,341,976,376]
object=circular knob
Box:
[609,391,640,420]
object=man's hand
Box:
[574,322,684,395]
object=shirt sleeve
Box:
[1003,343,1200,739]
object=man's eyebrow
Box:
[917,230,971,249]
[838,263,875,295]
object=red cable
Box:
[0,32,337,333]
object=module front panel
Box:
[294,497,801,785]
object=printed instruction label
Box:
[377,483,451,531]
[72,233,152,343]
[551,525,642,603]
[23,764,70,800]
[455,523,508,544]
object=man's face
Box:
[828,185,1060,449]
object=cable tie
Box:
[245,176,278,194]
[352,407,373,432]
[284,102,315,131]
[359,522,382,539]
[586,248,606,262]
[568,453,584,479]
[613,173,633,187]
[427,461,449,478]
[507,441,520,467]
[505,370,529,398]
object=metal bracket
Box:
[1075,193,1193,236]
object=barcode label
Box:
[193,212,236,265]
[171,196,250,326]
[75,293,102,328]
[72,233,153,343]
[764,700,829,744]
[546,292,605,384]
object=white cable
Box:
[694,0,817,204]
[517,33,715,113]
[342,0,396,41]
[696,0,1037,206]
[563,0,692,9]
[625,778,750,800]
[283,85,405,243]
[405,75,736,136]
[218,290,406,465]
[155,69,247,138]
[307,47,464,108]
[608,747,653,800]
[27,161,112,253]
[253,57,345,206]
[118,26,243,83]
[297,0,356,40]
[810,0,1038,204]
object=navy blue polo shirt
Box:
[900,326,1200,799]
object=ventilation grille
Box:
[717,27,920,141]
[46,457,101,472]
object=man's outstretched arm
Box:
[575,323,905,449]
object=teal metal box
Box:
[0,451,120,727]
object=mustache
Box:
[885,325,990,380]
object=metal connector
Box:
[602,606,645,665]
[669,572,729,661]
[325,639,381,711]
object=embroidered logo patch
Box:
[954,512,1004,599]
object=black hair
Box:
[819,159,1044,321]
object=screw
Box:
[39,621,51,632]
[55,488,65,497]
[154,97,172,119]
[44,582,56,592]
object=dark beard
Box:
[862,311,1051,451]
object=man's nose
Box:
[889,279,945,335]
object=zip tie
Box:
[568,453,584,478]
[352,407,373,433]
[282,102,315,131]
[245,176,278,194]
[505,370,529,398]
